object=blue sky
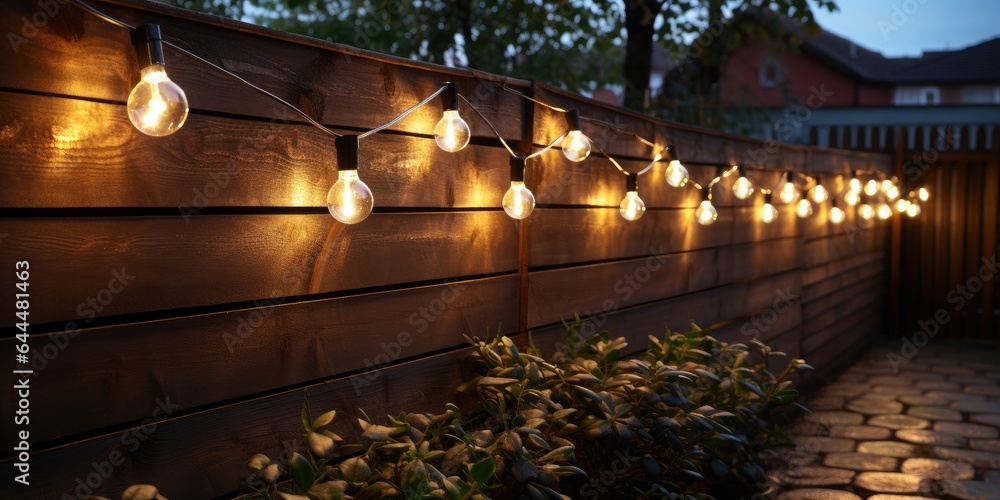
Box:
[812,0,1000,56]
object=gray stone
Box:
[898,395,951,407]
[970,413,1000,427]
[965,384,1000,396]
[847,399,905,415]
[987,470,1000,484]
[872,385,924,395]
[832,425,893,440]
[906,406,963,422]
[950,400,1000,413]
[896,429,966,447]
[806,411,866,426]
[914,380,961,391]
[969,439,1000,452]
[854,472,933,494]
[793,436,857,453]
[933,447,1000,468]
[824,452,898,471]
[857,441,922,458]
[778,465,856,487]
[933,421,999,438]
[937,479,1000,500]
[899,457,975,479]
[777,488,863,500]
[869,415,932,430]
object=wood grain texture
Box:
[0,212,518,324]
[980,161,999,338]
[802,259,885,306]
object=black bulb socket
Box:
[132,24,166,69]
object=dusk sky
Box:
[812,0,1000,57]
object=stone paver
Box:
[933,421,999,438]
[950,400,1000,413]
[895,429,966,447]
[868,415,931,430]
[871,385,923,395]
[964,384,1000,396]
[794,436,857,453]
[779,465,856,487]
[969,439,1000,452]
[805,396,846,411]
[933,446,1000,468]
[777,488,863,500]
[987,470,1000,483]
[823,452,897,471]
[806,411,865,426]
[924,391,986,402]
[898,395,951,407]
[853,472,932,494]
[970,413,1000,427]
[914,380,960,391]
[846,399,904,415]
[937,479,1000,500]
[899,457,975,479]
[832,425,892,440]
[867,496,938,500]
[906,406,962,422]
[856,441,922,458]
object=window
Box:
[759,57,783,88]
[894,86,941,106]
[962,86,1000,104]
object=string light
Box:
[561,110,592,162]
[864,179,879,197]
[918,187,930,201]
[849,177,862,193]
[877,202,893,220]
[907,202,921,217]
[796,198,814,218]
[844,189,861,206]
[830,200,846,224]
[761,191,778,224]
[695,188,718,226]
[327,135,374,224]
[859,203,875,220]
[619,173,646,221]
[433,82,470,152]
[664,147,690,188]
[810,183,829,203]
[128,25,188,136]
[896,198,910,213]
[503,156,535,219]
[779,172,798,204]
[732,165,754,200]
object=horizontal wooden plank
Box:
[526,206,800,267]
[802,275,885,321]
[0,346,477,500]
[803,310,883,376]
[527,237,801,327]
[802,285,884,348]
[803,225,888,267]
[802,259,885,304]
[803,250,884,287]
[0,276,518,446]
[0,90,512,209]
[0,0,527,138]
[0,212,518,324]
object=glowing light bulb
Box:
[665,160,689,187]
[881,179,894,192]
[561,130,592,162]
[859,203,875,220]
[434,110,470,152]
[327,170,373,224]
[877,202,892,220]
[128,63,188,137]
[779,180,798,204]
[761,202,778,224]
[844,189,861,206]
[796,198,813,218]
[907,203,921,217]
[885,185,900,200]
[810,184,829,204]
[896,199,910,213]
[695,200,718,225]
[864,179,879,196]
[732,174,754,200]
[503,181,535,219]
[849,178,861,192]
[918,187,929,201]
[619,191,646,221]
[830,206,846,224]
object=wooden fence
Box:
[0,0,891,497]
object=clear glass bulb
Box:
[881,179,894,192]
[561,130,591,162]
[796,199,813,218]
[128,64,188,136]
[732,176,754,200]
[907,203,921,217]
[779,181,798,204]
[918,187,929,201]
[433,110,470,152]
[864,179,879,196]
[810,184,829,203]
[885,185,900,200]
[844,189,861,207]
[761,203,778,224]
[849,178,861,192]
[895,199,910,213]
[859,203,875,220]
[326,170,373,224]
[502,181,535,220]
[830,206,846,224]
[619,191,646,221]
[665,160,689,188]
[877,202,893,220]
[695,200,718,225]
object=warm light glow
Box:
[844,190,861,206]
[695,200,718,225]
[849,178,861,192]
[877,202,892,220]
[561,130,592,162]
[885,184,900,200]
[810,184,829,203]
[127,64,188,136]
[907,202,921,217]
[665,160,689,187]
[918,187,929,201]
[796,199,813,218]
[326,170,373,224]
[761,203,778,224]
[881,179,894,192]
[619,191,646,221]
[859,203,875,220]
[864,179,879,196]
[896,199,910,213]
[433,110,470,152]
[502,181,535,219]
[779,181,798,204]
[830,206,846,224]
[732,176,754,200]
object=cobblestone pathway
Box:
[772,341,1000,500]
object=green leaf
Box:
[301,397,312,432]
[247,453,270,470]
[737,379,767,398]
[311,410,336,429]
[338,456,371,483]
[773,388,800,404]
[478,376,520,387]
[469,457,495,484]
[289,452,315,493]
